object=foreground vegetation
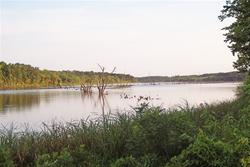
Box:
[0,77,249,167]
[0,62,135,89]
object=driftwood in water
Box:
[80,77,94,94]
[80,83,92,94]
[96,64,116,95]
[80,65,116,95]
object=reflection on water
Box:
[0,82,240,128]
[0,90,82,113]
[0,93,40,113]
[80,92,112,118]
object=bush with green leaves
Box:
[137,153,160,167]
[36,149,73,167]
[240,76,250,98]
[166,130,250,167]
[166,132,236,167]
[36,145,95,167]
[0,145,14,167]
[111,156,141,167]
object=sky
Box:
[0,0,235,77]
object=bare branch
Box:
[111,67,116,74]
[97,64,105,72]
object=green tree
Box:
[0,61,135,89]
[219,0,250,72]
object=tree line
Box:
[0,62,135,89]
[137,72,246,83]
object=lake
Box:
[0,82,240,129]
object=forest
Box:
[137,72,246,83]
[0,62,135,89]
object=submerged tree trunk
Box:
[80,82,93,94]
[96,64,116,95]
[80,75,95,94]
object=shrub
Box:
[138,153,160,167]
[234,138,250,167]
[36,149,73,167]
[70,144,92,166]
[111,156,141,167]
[166,132,235,167]
[0,145,14,167]
[128,105,195,160]
[238,75,250,99]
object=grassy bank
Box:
[0,79,250,167]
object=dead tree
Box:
[80,83,92,93]
[80,78,93,94]
[96,64,116,95]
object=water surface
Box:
[0,82,240,129]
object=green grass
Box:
[0,80,250,167]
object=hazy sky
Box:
[0,0,235,77]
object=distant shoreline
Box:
[136,71,246,83]
[0,62,246,90]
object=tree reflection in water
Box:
[0,93,41,113]
[0,91,70,113]
[80,92,111,121]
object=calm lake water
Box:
[0,82,240,129]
